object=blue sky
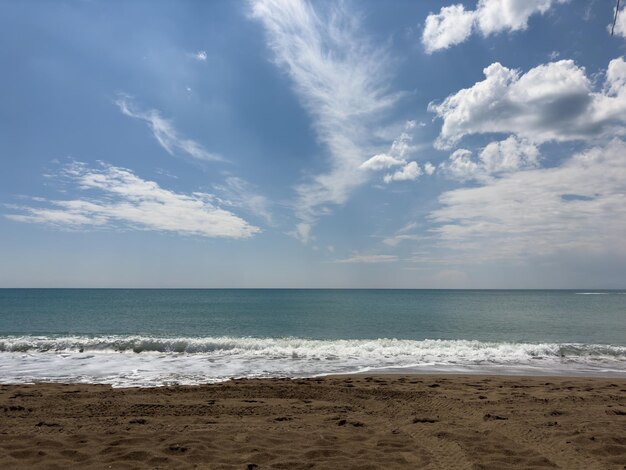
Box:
[1,0,626,288]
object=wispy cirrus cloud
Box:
[422,0,568,53]
[213,176,274,225]
[250,0,399,242]
[382,222,426,247]
[115,95,224,162]
[334,254,398,264]
[5,162,260,239]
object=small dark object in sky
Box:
[612,0,621,36]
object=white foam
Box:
[0,336,625,387]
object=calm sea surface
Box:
[0,289,625,386]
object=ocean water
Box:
[1,289,625,387]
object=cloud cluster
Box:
[116,96,223,162]
[422,0,568,53]
[429,57,626,148]
[6,162,260,239]
[440,136,540,181]
[383,161,422,183]
[250,0,398,241]
[360,121,430,183]
[429,139,626,260]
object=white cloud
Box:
[605,55,626,95]
[6,162,260,239]
[439,148,480,181]
[382,222,425,247]
[423,162,436,175]
[422,0,568,53]
[389,130,415,159]
[397,222,418,233]
[429,57,626,148]
[383,161,422,183]
[193,50,207,61]
[115,96,223,162]
[293,222,312,244]
[250,0,398,241]
[362,121,422,183]
[475,0,566,34]
[480,136,539,173]
[335,254,398,264]
[611,5,626,38]
[429,139,626,260]
[422,4,475,54]
[360,154,405,171]
[440,136,540,181]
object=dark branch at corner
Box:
[612,0,622,36]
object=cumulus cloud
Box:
[5,162,260,239]
[250,0,398,241]
[429,57,626,148]
[440,136,540,181]
[193,50,207,61]
[480,136,540,173]
[439,149,479,181]
[422,4,475,54]
[429,138,626,260]
[383,161,422,183]
[116,96,223,162]
[422,0,568,53]
[361,121,423,184]
[605,55,626,95]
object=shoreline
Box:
[2,374,625,469]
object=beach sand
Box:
[1,375,625,469]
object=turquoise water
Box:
[0,289,625,386]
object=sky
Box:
[1,0,626,288]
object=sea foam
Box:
[1,335,625,387]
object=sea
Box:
[0,289,625,387]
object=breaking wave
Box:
[1,335,626,359]
[1,336,625,387]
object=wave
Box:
[1,335,625,360]
[2,336,625,387]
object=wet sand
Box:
[1,374,625,469]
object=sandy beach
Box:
[0,374,625,469]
